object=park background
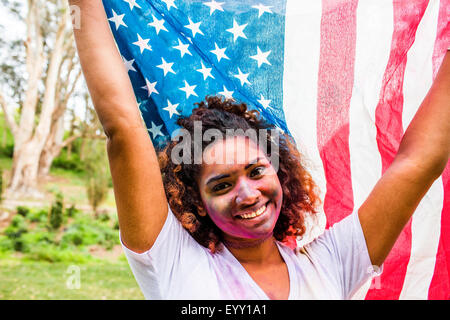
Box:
[0,0,144,299]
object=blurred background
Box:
[0,0,144,299]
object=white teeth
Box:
[239,205,266,219]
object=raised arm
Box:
[358,51,450,267]
[69,0,167,253]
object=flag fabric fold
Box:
[102,0,449,299]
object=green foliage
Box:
[84,140,110,213]
[52,152,84,172]
[96,211,110,222]
[25,245,95,263]
[27,209,48,223]
[16,205,30,217]
[4,215,28,252]
[0,144,14,158]
[0,204,120,262]
[60,215,119,250]
[66,204,79,218]
[48,193,64,230]
[5,214,28,237]
[0,235,13,252]
[0,167,3,203]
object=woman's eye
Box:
[250,166,265,178]
[212,182,231,192]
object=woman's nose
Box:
[235,179,261,207]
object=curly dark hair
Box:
[158,96,321,252]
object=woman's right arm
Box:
[69,0,168,253]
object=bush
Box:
[60,215,119,250]
[27,209,48,223]
[96,211,110,222]
[0,235,13,252]
[2,215,29,252]
[66,204,79,218]
[52,153,84,172]
[48,193,64,230]
[5,215,28,238]
[16,206,30,217]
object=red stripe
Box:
[316,0,358,228]
[428,0,450,300]
[365,0,429,300]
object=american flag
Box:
[102,0,449,299]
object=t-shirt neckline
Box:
[221,241,298,300]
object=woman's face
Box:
[197,136,283,245]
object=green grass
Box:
[0,256,144,300]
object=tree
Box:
[0,0,83,198]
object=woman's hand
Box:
[69,0,168,253]
[358,51,450,267]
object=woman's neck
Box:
[223,235,282,266]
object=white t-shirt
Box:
[121,208,381,300]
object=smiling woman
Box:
[69,0,450,300]
[158,96,320,254]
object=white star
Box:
[108,9,127,30]
[148,14,168,35]
[133,34,151,53]
[252,3,273,18]
[156,57,176,76]
[196,61,214,80]
[257,94,272,109]
[141,79,159,97]
[148,121,164,139]
[163,100,180,118]
[179,80,198,99]
[219,85,234,100]
[203,0,225,15]
[226,19,247,42]
[250,46,272,68]
[210,43,229,62]
[123,0,141,11]
[161,0,177,10]
[173,39,192,58]
[122,56,136,72]
[233,68,251,86]
[184,17,204,38]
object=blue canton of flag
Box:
[102,0,289,148]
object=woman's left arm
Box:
[358,51,450,267]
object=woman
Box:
[69,0,450,299]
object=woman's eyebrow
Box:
[206,174,230,185]
[245,157,264,170]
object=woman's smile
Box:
[235,202,268,220]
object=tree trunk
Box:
[38,115,65,178]
[5,6,69,199]
[7,140,43,199]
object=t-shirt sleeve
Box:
[120,207,208,299]
[303,211,382,299]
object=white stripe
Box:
[347,0,393,300]
[282,0,326,245]
[399,0,443,300]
